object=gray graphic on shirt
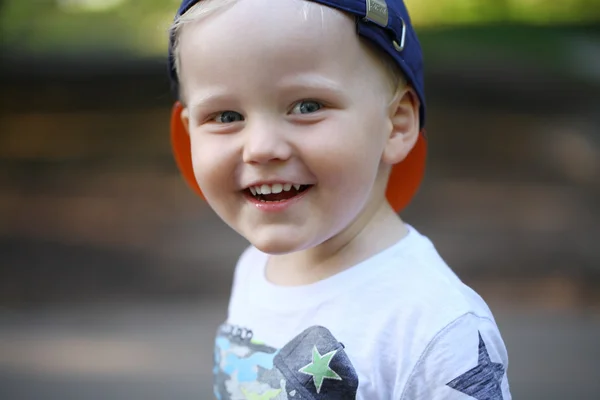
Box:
[446,332,505,400]
[213,325,358,399]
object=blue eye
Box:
[291,100,322,115]
[214,111,244,123]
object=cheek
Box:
[308,114,386,180]
[189,133,237,194]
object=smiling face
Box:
[176,0,415,255]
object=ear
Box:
[180,106,191,135]
[382,86,420,165]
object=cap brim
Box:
[171,101,426,212]
[171,102,205,200]
[385,126,426,212]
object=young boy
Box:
[167,0,511,398]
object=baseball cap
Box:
[168,0,427,212]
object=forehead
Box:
[177,0,388,100]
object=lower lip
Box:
[245,186,313,213]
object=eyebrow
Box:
[188,74,347,112]
[188,87,232,112]
[277,74,346,95]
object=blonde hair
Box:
[360,38,407,99]
[170,0,405,99]
[170,0,239,81]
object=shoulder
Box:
[372,226,511,399]
[231,244,266,286]
[373,225,496,323]
[227,245,267,315]
[397,312,511,399]
[334,225,498,335]
[319,226,511,398]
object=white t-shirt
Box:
[213,225,511,400]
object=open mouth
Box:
[244,183,313,202]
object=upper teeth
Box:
[250,183,301,195]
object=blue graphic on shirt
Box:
[213,324,359,399]
[216,336,277,382]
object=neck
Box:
[265,199,408,286]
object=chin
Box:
[249,237,303,255]
[244,230,315,255]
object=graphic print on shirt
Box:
[213,324,358,399]
[446,332,506,400]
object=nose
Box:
[242,118,292,164]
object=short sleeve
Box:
[399,313,511,400]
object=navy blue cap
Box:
[168,0,426,128]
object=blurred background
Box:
[1,0,599,399]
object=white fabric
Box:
[219,225,511,399]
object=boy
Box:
[167,0,511,398]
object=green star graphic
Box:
[298,346,342,393]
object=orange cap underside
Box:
[170,102,426,212]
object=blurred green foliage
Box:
[406,0,600,26]
[1,0,599,56]
[1,0,180,55]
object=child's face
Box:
[178,0,401,254]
